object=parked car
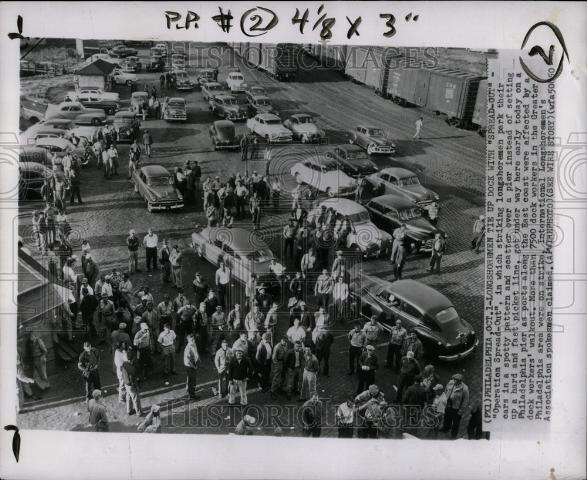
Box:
[247,113,293,143]
[290,155,357,197]
[326,145,379,178]
[18,146,49,166]
[172,70,195,91]
[162,97,187,122]
[69,125,102,146]
[349,125,396,155]
[365,194,440,253]
[22,127,65,144]
[34,137,84,159]
[20,98,48,125]
[20,162,53,199]
[64,91,120,115]
[154,43,168,56]
[132,164,184,212]
[146,57,165,72]
[112,111,139,143]
[121,59,141,73]
[283,114,326,143]
[245,85,267,98]
[41,118,76,130]
[112,69,138,86]
[44,102,106,126]
[126,56,142,70]
[226,71,246,90]
[130,91,149,115]
[209,94,248,121]
[201,82,226,101]
[365,167,439,207]
[247,94,277,116]
[191,227,283,285]
[108,44,137,58]
[209,120,241,150]
[74,87,119,102]
[196,68,219,85]
[308,198,392,257]
[350,276,478,361]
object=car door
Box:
[394,300,423,331]
[386,174,403,196]
[358,285,385,321]
[205,237,224,266]
[138,171,149,199]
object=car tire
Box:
[326,187,334,197]
[92,118,101,126]
[106,107,115,115]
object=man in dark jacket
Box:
[356,345,379,395]
[300,394,323,437]
[255,333,272,392]
[121,348,142,415]
[228,349,253,405]
[397,351,421,402]
[314,329,334,377]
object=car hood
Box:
[369,136,393,146]
[404,217,438,240]
[264,124,291,135]
[355,221,392,246]
[401,184,436,202]
[145,184,181,200]
[99,92,120,101]
[225,105,248,114]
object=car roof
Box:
[58,101,83,108]
[204,82,222,87]
[251,95,270,101]
[363,276,453,314]
[256,113,280,121]
[202,227,271,253]
[213,120,235,128]
[318,198,367,215]
[114,111,136,118]
[35,137,72,148]
[291,113,312,119]
[214,94,236,101]
[20,161,51,173]
[131,91,148,97]
[141,165,171,177]
[168,97,185,103]
[368,194,419,210]
[378,167,417,178]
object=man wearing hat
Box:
[122,347,142,416]
[429,233,447,275]
[402,330,424,364]
[133,322,153,381]
[471,214,485,253]
[256,332,273,392]
[357,344,379,395]
[84,254,100,288]
[87,389,109,432]
[355,385,386,439]
[97,293,115,340]
[442,373,470,439]
[111,322,131,351]
[397,351,421,402]
[270,337,288,399]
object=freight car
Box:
[244,43,300,81]
[472,79,487,135]
[344,46,404,90]
[314,44,348,72]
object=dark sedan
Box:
[350,275,478,361]
[113,111,138,143]
[132,165,184,212]
[20,162,53,199]
[326,145,379,178]
[365,194,440,253]
[209,120,241,150]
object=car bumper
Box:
[165,114,187,121]
[149,202,184,211]
[226,112,248,121]
[215,142,240,150]
[438,339,479,361]
[268,136,293,143]
[369,145,395,154]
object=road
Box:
[18,44,486,437]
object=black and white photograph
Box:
[1,3,585,480]
[15,39,489,440]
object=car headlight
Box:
[434,194,440,201]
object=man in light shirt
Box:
[286,318,306,345]
[314,269,334,308]
[157,323,177,376]
[143,228,159,272]
[362,315,382,346]
[332,275,349,322]
[336,397,355,438]
[215,261,231,309]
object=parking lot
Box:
[18,43,486,436]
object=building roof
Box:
[75,58,116,76]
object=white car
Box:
[226,71,246,90]
[307,198,392,257]
[246,113,292,143]
[112,69,137,86]
[66,88,120,102]
[283,114,326,143]
[290,155,357,197]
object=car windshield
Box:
[319,162,337,172]
[168,101,184,108]
[400,176,420,186]
[231,74,244,80]
[148,176,172,186]
[234,97,248,105]
[209,84,222,91]
[297,116,313,124]
[256,99,270,106]
[347,211,371,223]
[265,118,281,125]
[398,207,422,221]
[346,151,368,161]
[368,128,385,137]
[224,98,237,105]
[435,307,459,325]
[175,74,188,81]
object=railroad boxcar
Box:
[319,44,348,72]
[250,43,299,81]
[472,79,487,135]
[384,65,432,106]
[424,66,485,127]
[344,46,370,84]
